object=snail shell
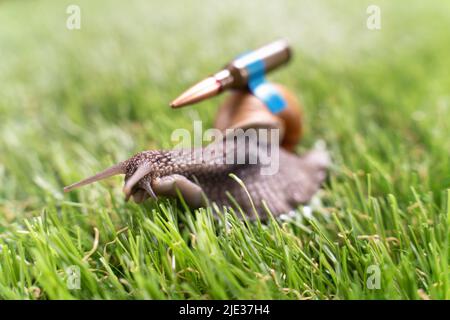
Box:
[214,84,303,151]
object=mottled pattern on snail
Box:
[64,85,330,219]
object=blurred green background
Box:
[0,0,449,299]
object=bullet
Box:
[170,39,291,108]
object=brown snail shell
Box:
[213,84,303,152]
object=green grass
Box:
[0,0,449,299]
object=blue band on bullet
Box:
[243,57,286,114]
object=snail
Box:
[64,85,329,219]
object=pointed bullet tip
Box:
[169,76,222,109]
[170,100,184,108]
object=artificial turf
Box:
[0,0,449,299]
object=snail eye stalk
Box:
[122,164,153,198]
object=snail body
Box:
[64,85,329,218]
